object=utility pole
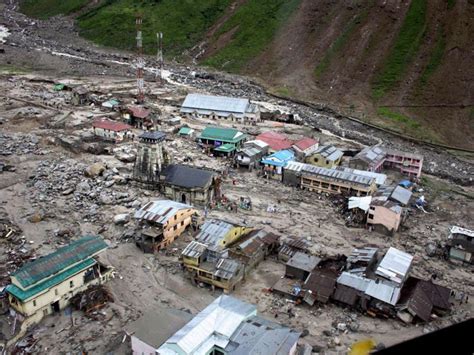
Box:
[156,32,163,85]
[135,14,145,104]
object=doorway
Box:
[51,300,60,313]
[181,193,186,203]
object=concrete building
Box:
[338,167,387,186]
[92,119,132,143]
[384,149,423,178]
[134,200,197,253]
[125,105,154,129]
[157,295,301,354]
[159,164,219,206]
[306,145,343,168]
[133,131,170,187]
[6,236,112,333]
[198,126,247,155]
[292,137,319,159]
[256,131,293,153]
[284,162,377,196]
[181,219,253,292]
[180,93,260,123]
[446,226,474,264]
[261,149,295,178]
[375,247,413,286]
[367,200,403,236]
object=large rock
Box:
[114,213,130,225]
[115,151,136,163]
[84,162,106,178]
[76,181,91,193]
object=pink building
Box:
[384,149,423,178]
[367,201,402,236]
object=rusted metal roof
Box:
[303,269,337,304]
[128,106,151,118]
[134,200,193,225]
[93,119,131,132]
[181,241,207,259]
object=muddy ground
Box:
[0,1,473,354]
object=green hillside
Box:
[21,0,88,19]
[77,0,231,57]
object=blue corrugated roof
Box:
[261,149,295,167]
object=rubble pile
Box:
[27,159,136,223]
[0,133,45,156]
[70,285,114,319]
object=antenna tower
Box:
[135,14,145,104]
[156,32,163,85]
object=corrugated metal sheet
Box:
[300,165,375,186]
[314,145,343,161]
[348,196,372,212]
[391,186,412,205]
[261,149,295,167]
[365,280,401,305]
[450,226,474,238]
[196,219,236,248]
[339,167,387,185]
[287,252,321,272]
[376,247,413,285]
[347,247,378,265]
[214,258,242,279]
[337,272,371,292]
[161,295,256,354]
[181,241,207,259]
[181,94,250,118]
[12,236,107,289]
[134,200,192,224]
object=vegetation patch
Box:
[20,0,88,19]
[202,0,301,72]
[315,5,371,78]
[419,27,446,86]
[77,0,231,57]
[377,107,421,129]
[372,0,427,99]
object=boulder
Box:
[84,162,106,178]
[114,214,130,225]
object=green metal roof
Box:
[11,236,107,289]
[53,83,65,91]
[178,127,192,135]
[6,258,96,302]
[199,126,246,143]
[214,144,236,153]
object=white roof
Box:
[337,272,371,292]
[244,139,268,149]
[181,94,250,118]
[348,196,372,212]
[450,226,474,238]
[158,295,256,354]
[375,247,413,285]
[365,280,401,306]
[339,167,387,185]
[134,200,192,224]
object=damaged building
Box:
[446,226,474,264]
[134,200,197,253]
[156,295,301,354]
[181,219,253,292]
[6,236,113,334]
[235,139,269,170]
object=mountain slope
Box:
[20,0,474,149]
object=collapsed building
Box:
[180,93,261,124]
[5,236,113,339]
[235,139,269,170]
[134,200,197,253]
[446,226,474,264]
[270,246,453,323]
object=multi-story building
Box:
[6,236,112,332]
[134,200,197,253]
[306,145,343,168]
[384,149,423,178]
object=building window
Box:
[174,225,178,231]
[33,300,37,307]
[70,280,74,288]
[368,214,374,219]
[181,221,184,226]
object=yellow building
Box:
[6,236,113,334]
[134,200,198,253]
[306,145,343,168]
[181,219,253,293]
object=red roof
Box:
[293,137,318,151]
[256,131,293,151]
[128,106,151,119]
[93,119,131,132]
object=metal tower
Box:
[135,14,145,104]
[156,32,163,84]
